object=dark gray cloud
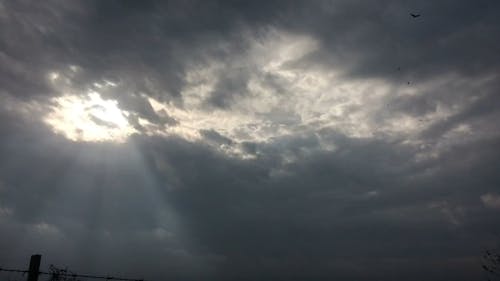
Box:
[1,1,500,281]
[285,0,500,81]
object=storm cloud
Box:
[1,1,500,281]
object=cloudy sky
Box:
[1,1,500,280]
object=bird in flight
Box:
[410,13,421,18]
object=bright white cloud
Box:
[145,30,456,148]
[40,29,493,162]
[44,92,136,143]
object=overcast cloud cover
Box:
[1,1,500,280]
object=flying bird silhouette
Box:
[410,13,421,18]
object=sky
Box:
[1,1,500,280]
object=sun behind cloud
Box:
[44,91,136,143]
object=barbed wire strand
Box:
[0,267,144,281]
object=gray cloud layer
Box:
[1,1,500,281]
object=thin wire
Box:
[0,268,28,274]
[0,268,144,281]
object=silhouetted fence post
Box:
[27,254,41,281]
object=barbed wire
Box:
[0,267,144,281]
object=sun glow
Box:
[45,91,135,143]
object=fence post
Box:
[27,254,41,281]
